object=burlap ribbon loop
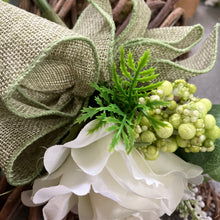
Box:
[0,0,113,185]
[0,0,219,185]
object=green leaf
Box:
[99,104,126,117]
[98,87,113,104]
[122,129,130,151]
[76,107,99,124]
[137,74,159,83]
[176,104,220,181]
[112,63,127,97]
[126,50,136,71]
[125,123,134,153]
[141,110,166,129]
[103,117,122,124]
[106,125,120,132]
[110,132,121,151]
[134,81,163,92]
[88,118,106,134]
[95,96,103,106]
[139,68,156,76]
[136,50,150,73]
[120,47,131,79]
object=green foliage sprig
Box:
[76,47,168,153]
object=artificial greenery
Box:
[176,104,220,182]
[76,47,168,153]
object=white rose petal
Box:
[22,120,203,220]
[44,145,70,174]
[43,193,77,220]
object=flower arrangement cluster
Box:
[22,48,220,220]
[76,48,220,161]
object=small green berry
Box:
[184,148,191,153]
[183,116,191,123]
[144,145,159,160]
[194,119,204,128]
[178,123,196,140]
[134,131,139,139]
[158,80,173,96]
[142,125,148,131]
[166,138,178,153]
[166,94,174,101]
[161,146,167,152]
[205,125,220,140]
[155,109,161,114]
[135,125,142,134]
[190,145,200,153]
[154,115,163,121]
[190,116,198,123]
[207,145,215,152]
[192,110,199,117]
[140,116,150,127]
[169,113,181,129]
[204,139,214,148]
[163,113,169,119]
[183,109,190,116]
[194,101,207,116]
[141,131,156,143]
[191,137,200,146]
[204,114,216,130]
[138,97,146,104]
[188,83,197,94]
[176,136,188,148]
[176,106,184,114]
[196,128,205,136]
[150,95,160,101]
[200,98,212,112]
[168,100,177,110]
[155,121,173,139]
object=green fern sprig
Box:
[76,47,168,153]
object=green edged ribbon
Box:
[0,0,219,185]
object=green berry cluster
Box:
[134,79,220,160]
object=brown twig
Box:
[71,0,77,27]
[0,175,9,209]
[0,176,8,196]
[54,0,66,13]
[160,7,185,27]
[76,0,89,17]
[203,188,212,211]
[28,206,43,220]
[146,0,166,12]
[18,0,31,11]
[48,0,57,8]
[115,12,131,37]
[58,0,75,19]
[34,4,41,16]
[6,202,26,220]
[0,186,25,220]
[148,0,178,29]
[147,0,166,22]
[112,0,127,22]
[212,189,220,219]
[110,0,119,8]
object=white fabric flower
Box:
[22,120,203,220]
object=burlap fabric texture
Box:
[0,0,219,186]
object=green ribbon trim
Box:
[0,0,219,185]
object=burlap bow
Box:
[0,0,219,186]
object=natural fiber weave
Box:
[0,0,219,185]
[0,0,111,185]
